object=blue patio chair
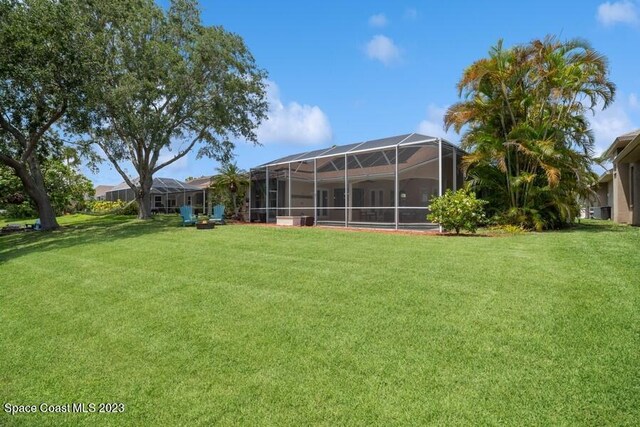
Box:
[179,205,196,226]
[210,204,226,224]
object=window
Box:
[187,195,192,206]
[154,195,163,208]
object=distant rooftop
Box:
[94,185,114,198]
[604,129,640,159]
[617,129,640,141]
[256,133,457,168]
[185,176,213,189]
[109,177,202,193]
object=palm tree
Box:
[210,162,249,220]
[444,36,615,229]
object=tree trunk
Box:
[136,173,153,219]
[231,194,238,219]
[10,157,60,230]
[31,186,59,230]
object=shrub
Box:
[489,224,527,234]
[427,187,487,235]
[88,200,138,215]
[5,201,36,219]
[119,201,139,216]
[88,200,122,214]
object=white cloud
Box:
[629,93,639,108]
[365,35,401,66]
[368,13,388,27]
[257,81,333,146]
[417,104,459,142]
[404,8,418,20]
[590,102,638,154]
[597,1,639,26]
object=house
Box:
[185,175,213,189]
[588,171,613,219]
[186,175,215,214]
[249,133,464,229]
[94,185,114,201]
[105,177,207,214]
[601,130,640,225]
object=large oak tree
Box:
[84,0,268,219]
[0,0,93,230]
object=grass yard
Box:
[0,215,638,425]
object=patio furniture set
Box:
[180,204,225,229]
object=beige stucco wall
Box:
[608,180,614,206]
[613,161,640,225]
[632,162,640,226]
[613,163,631,223]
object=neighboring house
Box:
[105,177,207,214]
[249,133,464,229]
[185,175,213,189]
[601,129,640,225]
[186,175,215,214]
[93,185,114,201]
[588,171,613,219]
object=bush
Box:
[489,224,527,234]
[427,187,487,234]
[88,200,122,214]
[4,201,36,219]
[119,201,139,216]
[88,200,138,215]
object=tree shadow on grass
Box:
[0,215,184,264]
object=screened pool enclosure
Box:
[105,177,207,214]
[249,133,464,229]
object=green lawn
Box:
[1,215,638,425]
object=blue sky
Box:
[88,0,640,185]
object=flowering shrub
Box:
[427,187,487,234]
[88,200,138,215]
[88,200,124,213]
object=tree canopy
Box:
[445,36,616,229]
[0,0,94,229]
[83,0,268,219]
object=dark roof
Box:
[108,177,202,194]
[255,133,456,168]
